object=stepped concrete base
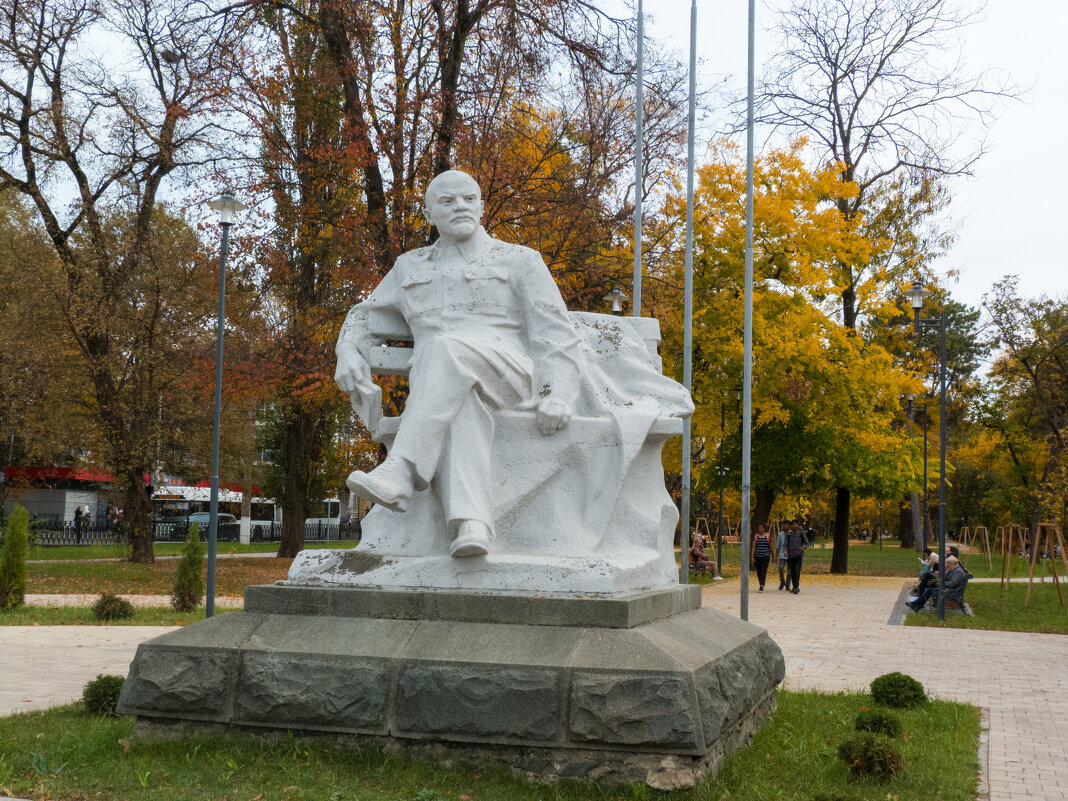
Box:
[119,585,784,789]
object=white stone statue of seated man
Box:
[335,170,584,558]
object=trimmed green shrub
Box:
[0,504,29,610]
[854,707,903,738]
[836,731,904,780]
[83,674,125,717]
[170,522,204,612]
[870,671,927,708]
[92,592,134,621]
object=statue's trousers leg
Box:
[389,333,531,489]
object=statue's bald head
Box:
[424,170,481,207]
[423,170,484,242]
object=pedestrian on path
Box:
[785,519,806,594]
[751,523,772,592]
[776,524,790,591]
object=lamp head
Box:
[603,286,629,315]
[905,280,930,311]
[208,191,246,225]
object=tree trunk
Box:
[276,406,323,558]
[831,485,850,573]
[752,487,775,532]
[123,465,154,564]
[909,492,923,551]
[898,500,915,549]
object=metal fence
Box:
[15,519,359,547]
[250,521,360,543]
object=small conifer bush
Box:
[82,674,125,717]
[854,707,903,738]
[171,522,204,612]
[837,731,904,780]
[0,504,29,610]
[870,671,927,708]
[92,592,134,621]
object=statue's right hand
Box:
[335,344,376,399]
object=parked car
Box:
[153,513,241,542]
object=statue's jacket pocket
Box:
[400,271,439,316]
[463,264,515,313]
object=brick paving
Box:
[2,578,1065,799]
[704,575,1068,800]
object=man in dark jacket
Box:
[785,519,806,595]
[911,555,968,611]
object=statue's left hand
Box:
[535,397,572,436]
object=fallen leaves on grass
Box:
[27,558,294,596]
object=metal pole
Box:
[922,406,929,552]
[206,222,230,618]
[740,0,756,621]
[632,0,644,317]
[717,401,725,572]
[937,311,948,621]
[679,0,696,584]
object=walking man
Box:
[776,524,790,591]
[785,519,806,594]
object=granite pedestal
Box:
[119,584,784,789]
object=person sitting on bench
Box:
[910,555,968,612]
[690,532,721,579]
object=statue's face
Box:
[425,173,483,240]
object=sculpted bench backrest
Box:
[350,309,679,444]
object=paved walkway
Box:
[3,577,1066,799]
[703,575,1068,801]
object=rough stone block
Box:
[119,648,237,721]
[693,662,731,744]
[234,652,390,732]
[395,664,560,743]
[569,672,700,751]
[715,648,754,729]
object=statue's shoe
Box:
[346,458,413,513]
[450,520,492,558]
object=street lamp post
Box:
[922,402,929,552]
[716,400,726,573]
[905,280,948,622]
[205,190,245,618]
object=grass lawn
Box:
[959,550,1057,580]
[0,690,979,801]
[28,541,349,562]
[905,580,1068,634]
[0,604,224,626]
[26,556,299,597]
[705,541,921,578]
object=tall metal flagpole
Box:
[632,0,644,317]
[680,0,697,584]
[741,0,757,621]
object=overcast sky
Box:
[634,0,1067,313]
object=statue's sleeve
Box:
[519,252,582,407]
[336,268,402,356]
